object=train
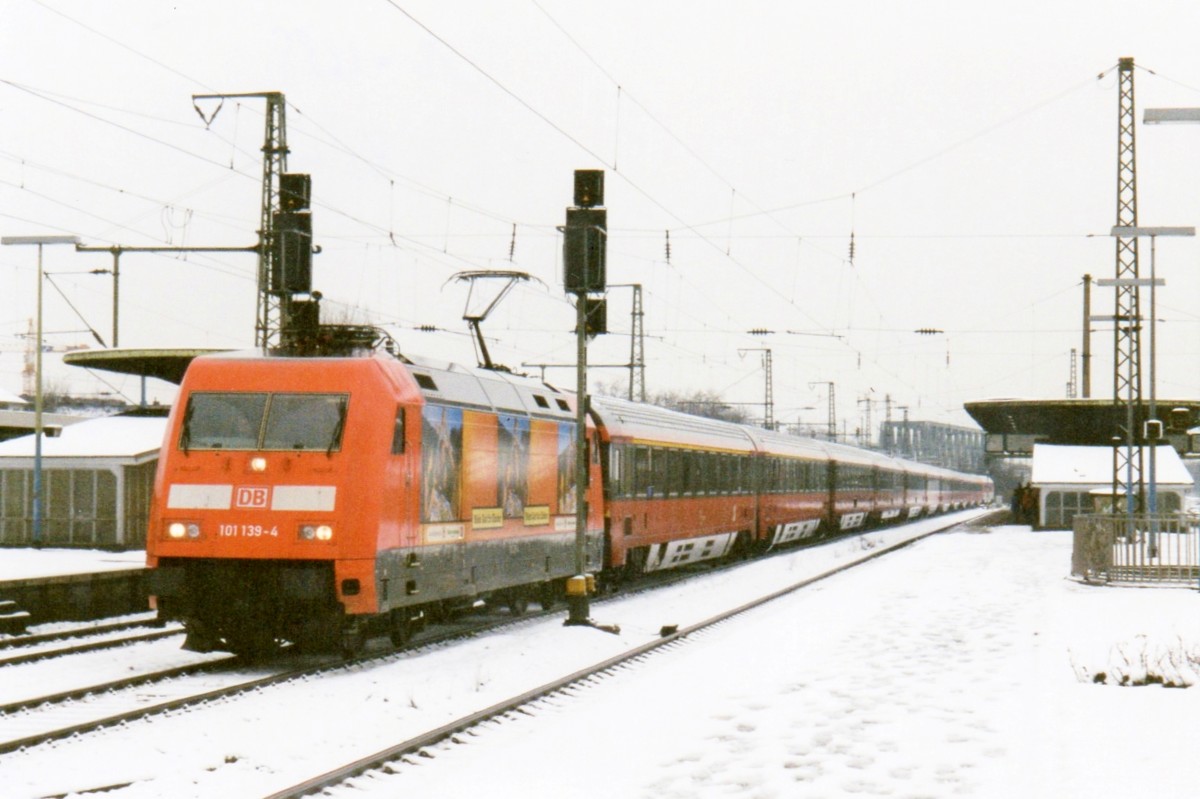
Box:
[146,348,993,655]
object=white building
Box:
[1030,443,1193,529]
[0,414,167,548]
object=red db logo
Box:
[235,486,270,509]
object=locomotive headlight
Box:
[167,522,201,540]
[249,457,268,473]
[299,524,334,542]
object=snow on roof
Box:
[0,387,28,406]
[0,415,167,462]
[1030,443,1193,486]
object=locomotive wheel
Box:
[294,612,341,654]
[181,621,219,653]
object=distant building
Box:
[877,420,985,474]
[0,414,167,549]
[0,409,88,444]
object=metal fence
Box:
[1072,513,1200,585]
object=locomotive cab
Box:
[147,353,418,655]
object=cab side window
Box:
[391,407,406,454]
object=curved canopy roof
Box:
[964,398,1200,445]
[63,348,229,385]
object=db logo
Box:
[235,486,271,509]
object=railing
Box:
[1072,513,1200,585]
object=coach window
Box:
[391,408,406,454]
[609,446,620,497]
[609,445,626,498]
[628,446,637,497]
[633,446,652,497]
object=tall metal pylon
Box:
[629,283,645,402]
[809,381,836,441]
[607,283,647,402]
[194,91,290,350]
[1111,58,1143,514]
[739,348,774,430]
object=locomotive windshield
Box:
[181,392,348,453]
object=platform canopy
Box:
[62,348,228,385]
[963,398,1200,455]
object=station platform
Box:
[0,547,148,628]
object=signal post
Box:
[563,170,606,627]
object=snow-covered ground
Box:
[335,522,1200,799]
[4,515,1200,798]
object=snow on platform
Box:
[0,547,145,583]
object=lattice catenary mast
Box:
[1111,58,1144,513]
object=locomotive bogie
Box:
[371,530,604,614]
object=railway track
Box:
[0,613,161,652]
[0,625,183,668]
[266,510,997,799]
[0,595,577,757]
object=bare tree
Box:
[591,380,748,424]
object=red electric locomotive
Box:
[147,351,604,655]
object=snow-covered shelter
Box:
[1030,443,1193,529]
[0,414,167,548]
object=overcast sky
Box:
[4,1,1200,432]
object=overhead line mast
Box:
[1110,58,1143,516]
[194,92,313,351]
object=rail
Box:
[1072,513,1200,585]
